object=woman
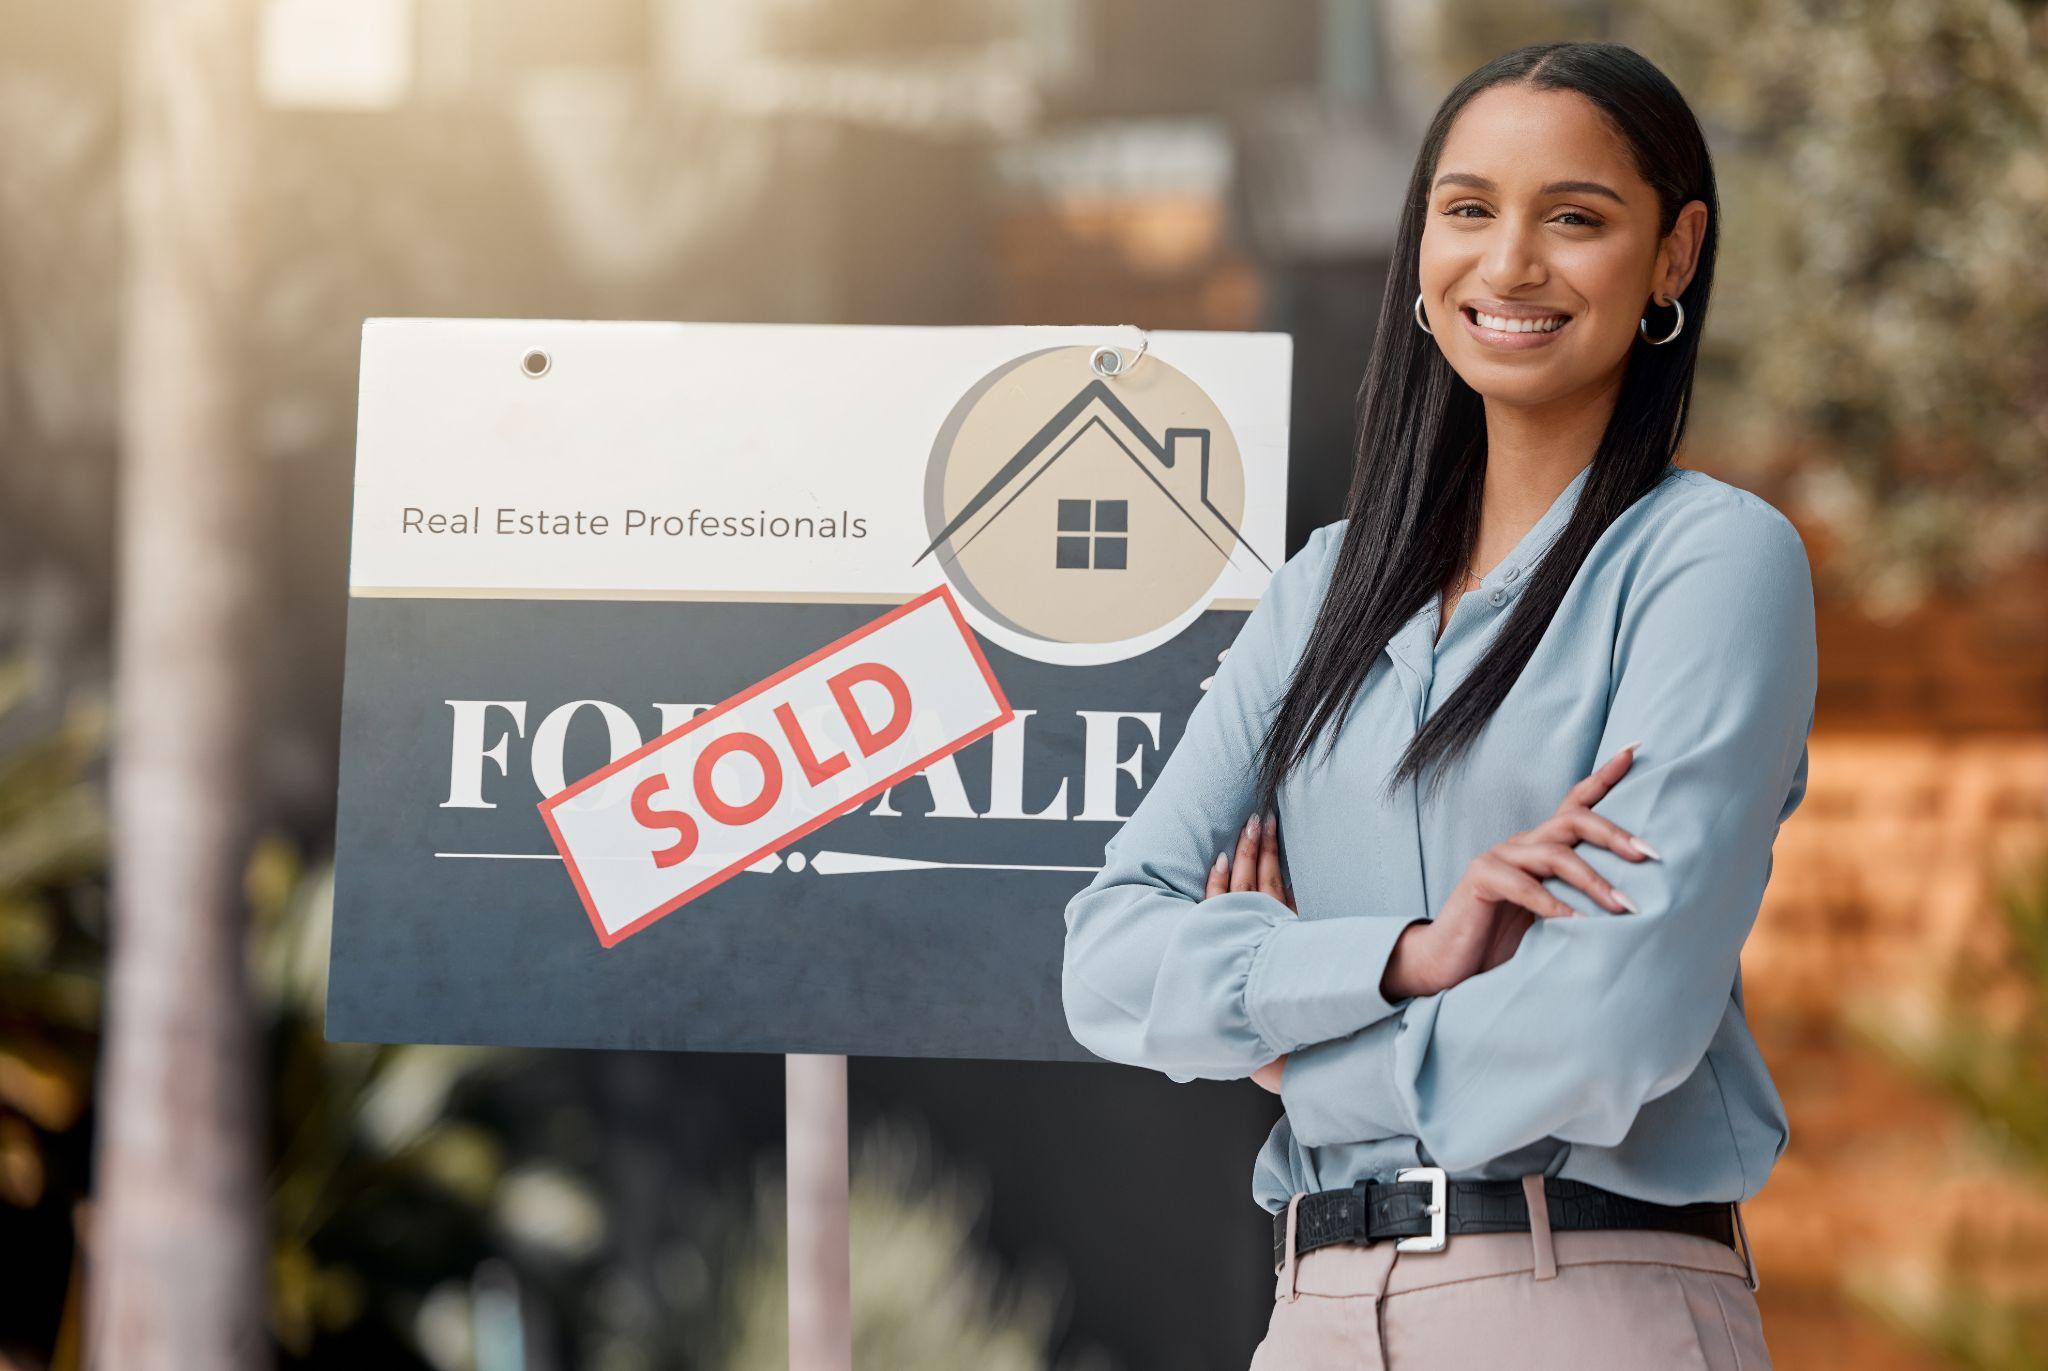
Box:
[1061,40,1812,1370]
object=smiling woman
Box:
[1062,38,1798,1371]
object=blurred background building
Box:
[0,0,2043,1367]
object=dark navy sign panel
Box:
[328,596,1242,1060]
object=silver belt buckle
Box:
[1394,1166,1448,1252]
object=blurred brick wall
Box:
[1747,735,2048,1370]
[1810,549,2048,734]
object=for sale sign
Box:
[330,320,1290,1058]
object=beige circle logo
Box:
[912,346,1268,658]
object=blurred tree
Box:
[92,0,270,1365]
[1411,0,2048,614]
[1845,846,2048,1369]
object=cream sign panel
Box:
[349,319,1290,667]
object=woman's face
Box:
[1416,83,1707,409]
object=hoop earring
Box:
[1413,292,1434,336]
[1639,294,1684,345]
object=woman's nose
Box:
[1480,217,1548,291]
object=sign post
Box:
[786,1053,851,1370]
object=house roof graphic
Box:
[912,378,1270,573]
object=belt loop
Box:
[1521,1173,1558,1281]
[1275,1191,1306,1303]
[1731,1200,1760,1292]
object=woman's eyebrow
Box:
[1432,171,1628,206]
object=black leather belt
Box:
[1272,1169,1742,1269]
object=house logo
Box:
[913,345,1269,663]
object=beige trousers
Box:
[1252,1175,1772,1370]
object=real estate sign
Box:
[330,319,1292,1059]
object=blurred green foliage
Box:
[401,1115,1089,1371]
[718,1118,1082,1371]
[246,838,510,1362]
[1845,845,2048,1370]
[0,659,105,1207]
[0,660,105,1367]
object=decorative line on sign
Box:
[432,849,1098,875]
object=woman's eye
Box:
[1556,210,1603,227]
[1444,203,1487,218]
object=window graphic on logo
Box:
[915,345,1268,662]
[1056,498,1128,571]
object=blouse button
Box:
[1502,565,1521,583]
[1487,587,1507,606]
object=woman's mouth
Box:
[1459,305,1574,351]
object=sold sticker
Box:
[539,585,1013,946]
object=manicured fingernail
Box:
[1630,836,1661,861]
[1614,889,1641,913]
[1244,813,1259,837]
[1618,739,1644,758]
[1214,851,1228,872]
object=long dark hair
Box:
[1249,40,1719,816]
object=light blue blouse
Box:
[1061,462,1815,1215]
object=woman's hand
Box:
[1205,807,1295,911]
[1385,742,1660,1000]
[1205,809,1297,1093]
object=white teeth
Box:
[1473,309,1568,333]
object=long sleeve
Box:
[1061,521,1419,1084]
[1279,498,1818,1165]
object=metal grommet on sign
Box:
[520,348,552,379]
[1089,328,1150,381]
